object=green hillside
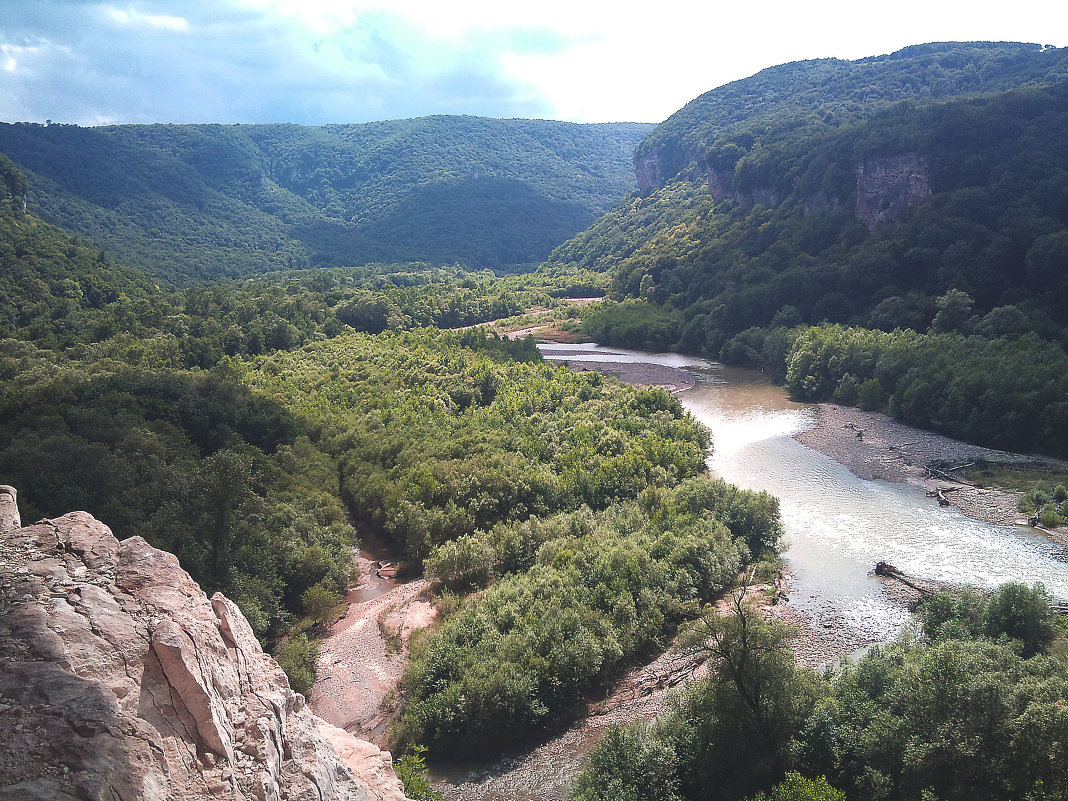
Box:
[0,117,651,283]
[631,42,1068,192]
[547,42,1068,456]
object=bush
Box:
[301,582,343,622]
[570,724,683,801]
[275,633,318,695]
[746,773,846,801]
[425,535,496,589]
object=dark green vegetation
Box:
[0,117,650,282]
[548,42,1068,456]
[572,582,1068,801]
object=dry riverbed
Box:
[310,553,436,745]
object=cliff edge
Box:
[0,485,408,801]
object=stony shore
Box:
[794,402,1067,528]
[549,357,698,393]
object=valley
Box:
[3,36,1068,801]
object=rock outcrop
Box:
[854,154,930,230]
[635,152,665,193]
[0,491,409,801]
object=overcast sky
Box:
[1,0,1066,127]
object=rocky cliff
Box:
[854,154,931,230]
[0,485,409,801]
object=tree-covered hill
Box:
[630,42,1068,192]
[556,79,1068,336]
[0,116,651,283]
[546,42,1068,456]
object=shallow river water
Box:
[542,344,1068,645]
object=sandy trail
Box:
[310,554,436,744]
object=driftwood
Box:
[873,561,937,597]
[924,464,979,486]
[925,486,963,506]
[876,562,1068,615]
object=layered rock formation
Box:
[0,486,408,801]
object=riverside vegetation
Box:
[570,582,1068,801]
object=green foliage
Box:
[0,354,358,634]
[575,582,1068,801]
[776,324,1068,457]
[301,582,342,622]
[746,774,846,801]
[921,582,1054,657]
[394,478,776,756]
[1021,483,1068,526]
[275,633,319,696]
[395,745,445,801]
[0,118,651,281]
[583,299,682,351]
[244,329,710,561]
[570,724,684,801]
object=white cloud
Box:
[105,7,189,31]
[0,0,1065,125]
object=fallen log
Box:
[873,561,937,597]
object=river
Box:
[429,342,1068,799]
[541,343,1068,647]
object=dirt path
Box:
[310,555,436,744]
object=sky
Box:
[1,0,1066,127]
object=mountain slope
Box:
[0,117,651,283]
[549,43,1068,342]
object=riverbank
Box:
[794,402,1068,529]
[310,553,436,745]
[539,346,699,393]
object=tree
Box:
[745,773,846,801]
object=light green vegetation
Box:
[397,479,781,755]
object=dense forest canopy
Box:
[0,117,650,282]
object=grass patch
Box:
[961,463,1068,493]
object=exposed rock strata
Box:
[0,494,408,801]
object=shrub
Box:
[275,633,318,695]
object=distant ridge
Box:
[0,116,652,283]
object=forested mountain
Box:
[548,42,1068,455]
[0,116,651,282]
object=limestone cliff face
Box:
[635,152,665,193]
[0,486,408,801]
[854,154,930,230]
